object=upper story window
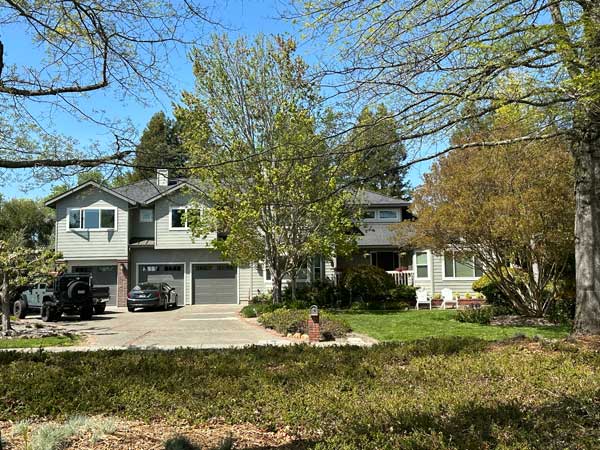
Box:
[443,253,484,279]
[362,209,400,221]
[379,210,398,220]
[362,210,376,219]
[170,207,188,229]
[140,209,154,223]
[67,208,116,231]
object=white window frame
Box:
[169,206,190,230]
[442,252,484,280]
[413,250,431,280]
[66,207,117,231]
[139,208,154,223]
[362,209,377,221]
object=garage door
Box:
[72,265,117,306]
[192,264,237,304]
[138,264,185,306]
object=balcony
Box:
[387,270,414,286]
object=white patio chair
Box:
[441,288,458,309]
[416,289,431,310]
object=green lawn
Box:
[0,338,598,449]
[337,309,570,341]
[0,335,79,349]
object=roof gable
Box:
[44,181,137,208]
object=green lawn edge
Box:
[0,334,79,349]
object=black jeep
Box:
[13,273,95,322]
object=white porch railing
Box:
[387,270,414,286]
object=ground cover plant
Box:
[338,310,570,342]
[0,338,598,449]
[258,309,351,339]
[0,335,78,349]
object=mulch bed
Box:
[490,315,556,327]
[0,320,74,339]
[0,418,305,450]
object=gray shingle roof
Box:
[112,179,173,204]
[355,190,411,207]
[357,223,398,247]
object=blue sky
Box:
[1,0,430,200]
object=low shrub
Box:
[240,303,281,318]
[456,307,495,325]
[547,296,576,325]
[249,293,272,304]
[165,435,201,450]
[282,280,349,309]
[258,308,351,338]
[389,285,417,304]
[341,265,395,303]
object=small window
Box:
[170,208,187,229]
[415,251,429,278]
[164,265,182,272]
[142,265,159,272]
[140,209,154,223]
[69,209,82,229]
[379,210,398,219]
[100,209,115,228]
[362,210,376,219]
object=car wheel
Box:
[41,304,53,322]
[13,300,27,319]
[94,304,106,315]
[52,310,62,321]
[128,307,136,312]
[80,304,93,320]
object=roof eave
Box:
[44,181,137,208]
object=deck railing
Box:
[387,270,415,286]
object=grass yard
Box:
[0,337,598,449]
[0,334,79,349]
[338,309,571,342]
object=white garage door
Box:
[192,264,237,304]
[138,264,185,306]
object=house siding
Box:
[238,263,266,303]
[55,187,129,260]
[413,253,477,295]
[130,207,155,238]
[154,192,217,249]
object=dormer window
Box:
[362,210,376,219]
[67,208,116,231]
[379,210,398,219]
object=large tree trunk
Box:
[1,272,11,334]
[573,134,600,334]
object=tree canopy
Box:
[0,1,214,178]
[292,0,600,334]
[408,105,574,316]
[176,34,358,302]
[346,105,410,199]
[0,197,54,248]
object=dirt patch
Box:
[490,315,556,327]
[0,418,306,450]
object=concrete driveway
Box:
[34,305,290,350]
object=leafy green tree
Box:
[294,0,600,334]
[0,234,61,334]
[0,198,54,248]
[47,170,108,199]
[347,105,410,198]
[176,34,358,302]
[115,112,187,185]
[408,105,574,317]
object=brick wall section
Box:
[116,260,128,307]
[308,315,320,342]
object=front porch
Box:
[336,249,415,286]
